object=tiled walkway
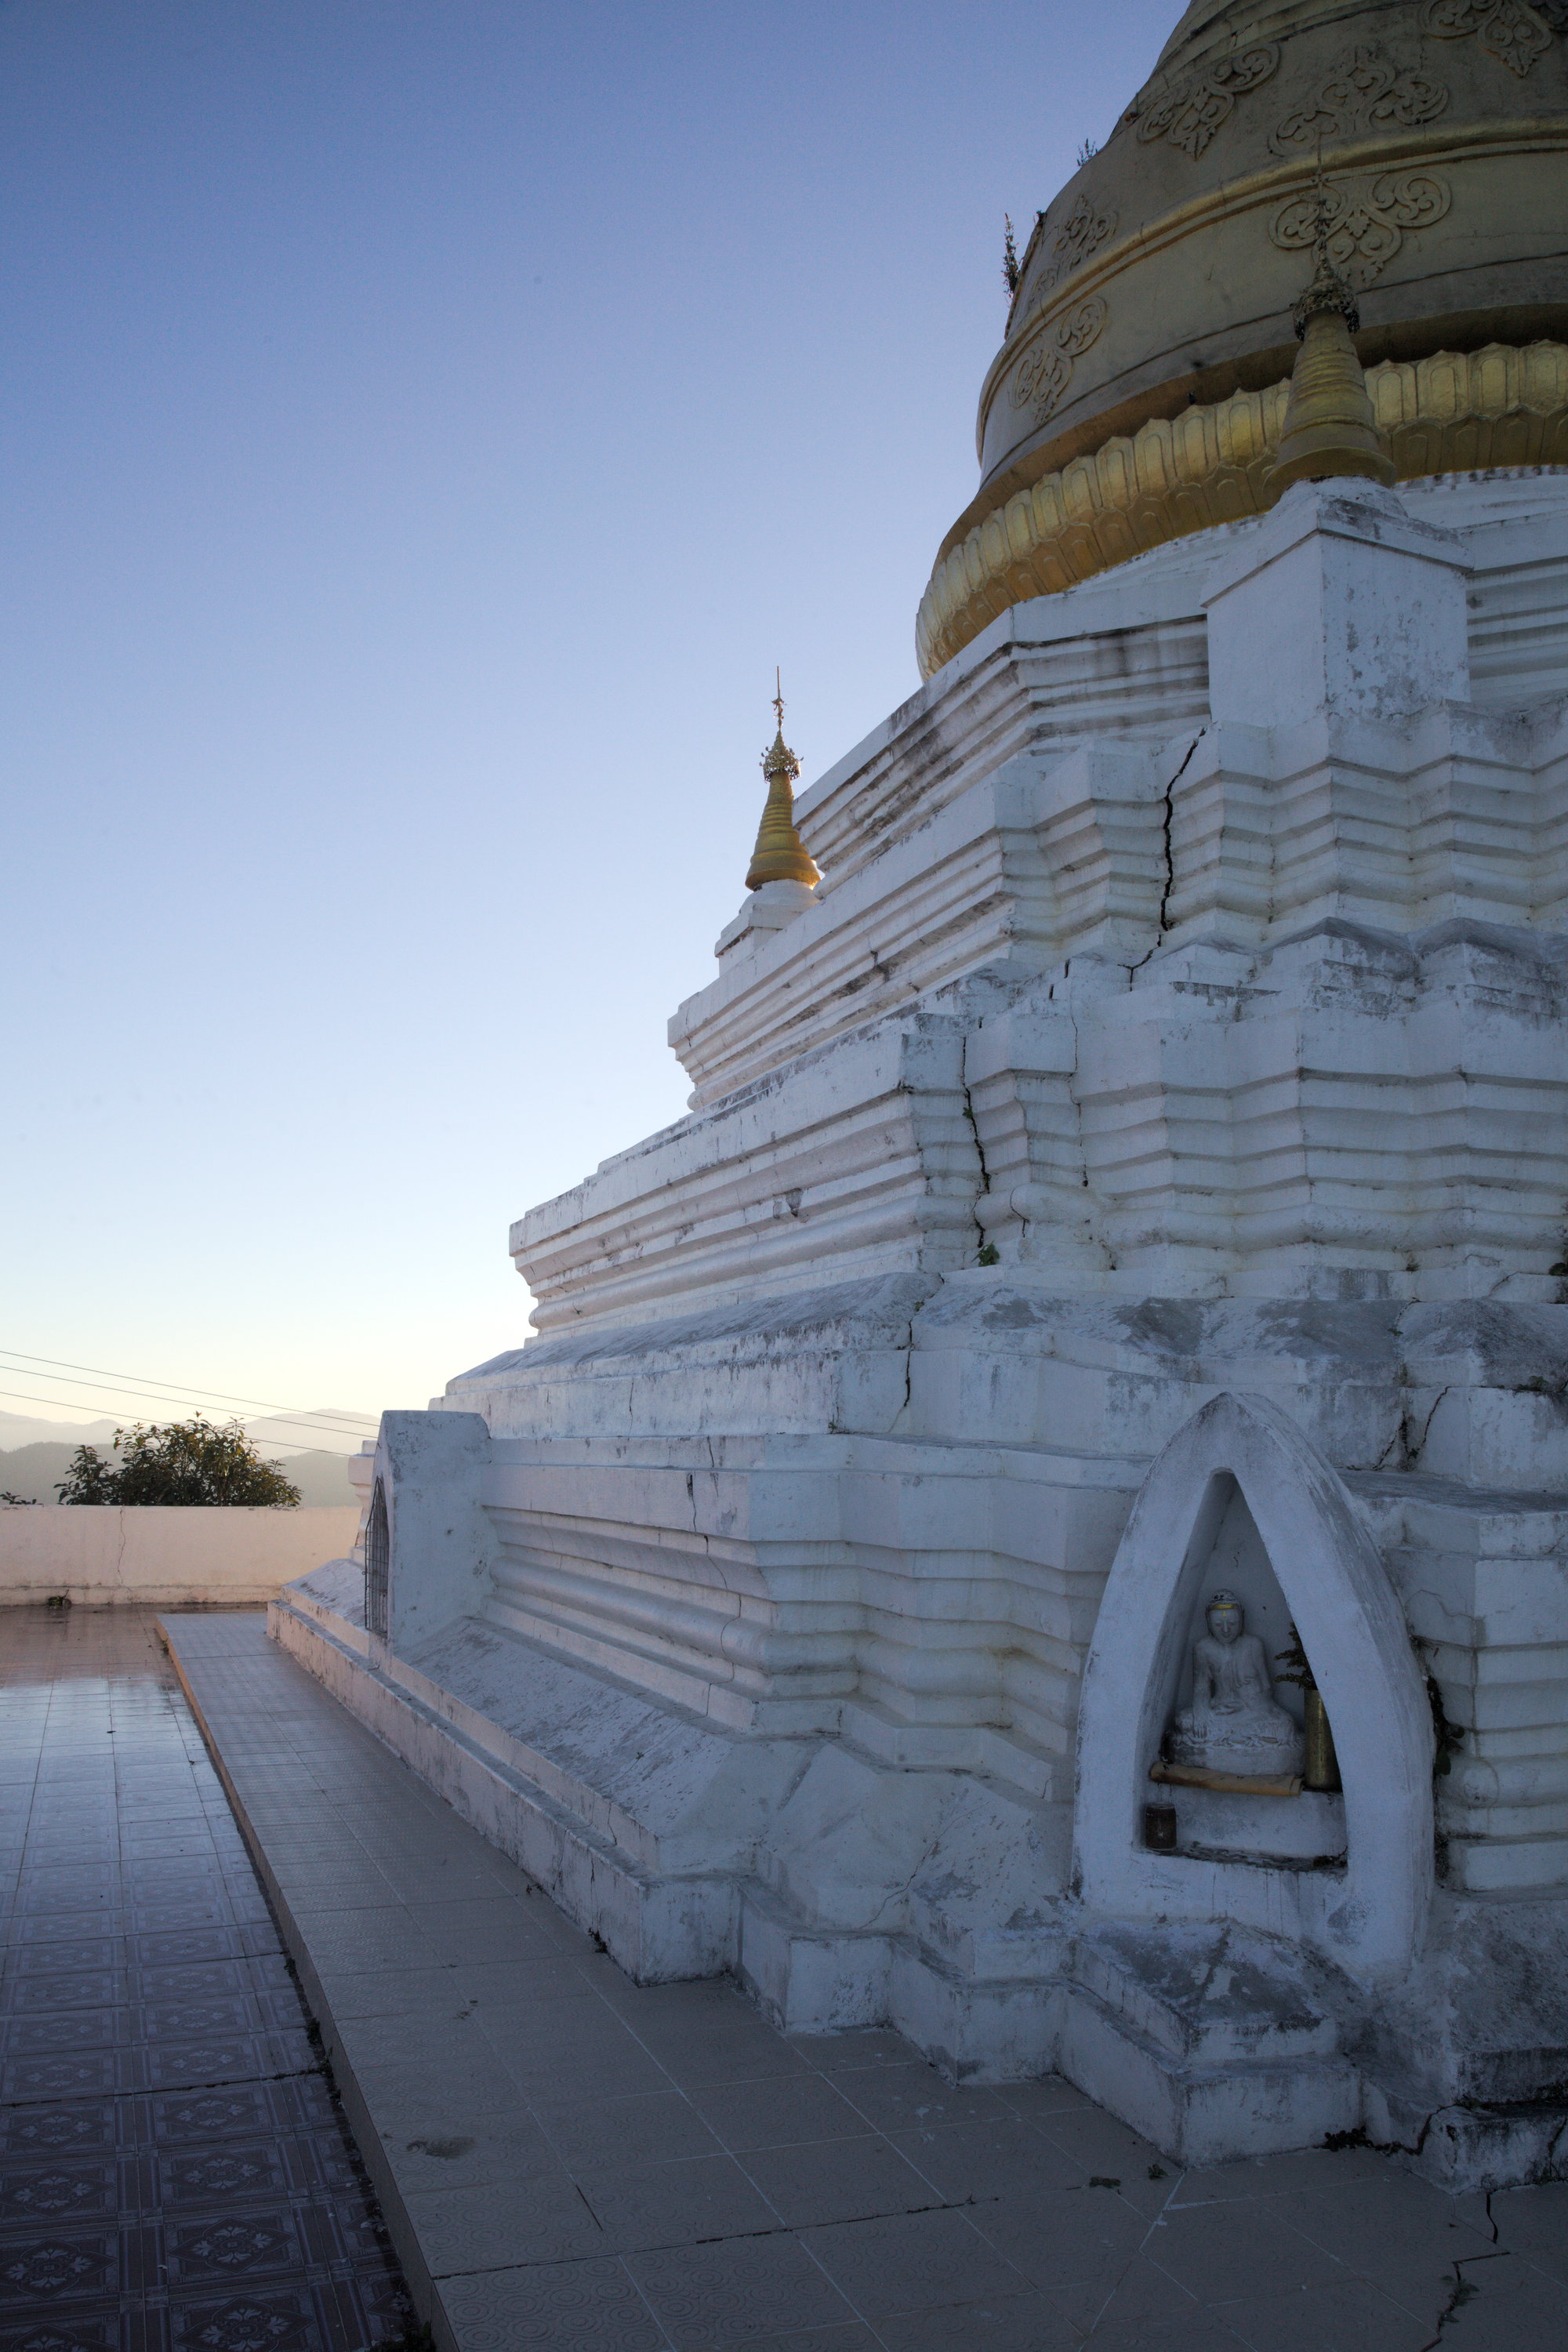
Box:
[156,1610,1568,2352]
[0,1606,412,2352]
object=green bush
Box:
[56,1418,302,1508]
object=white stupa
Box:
[279,0,1568,2188]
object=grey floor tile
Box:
[1171,2146,1390,2206]
[1283,2173,1501,2314]
[573,2149,782,2251]
[995,2074,1105,2120]
[1082,2254,1204,2330]
[888,2115,1087,2202]
[1492,2180,1568,2285]
[1221,2274,1437,2350]
[1143,2198,1350,2305]
[531,2088,724,2172]
[633,2027,815,2091]
[1436,2249,1568,2348]
[151,1612,1568,2352]
[784,2031,914,2074]
[333,2009,494,2076]
[404,2170,609,2270]
[460,1954,604,2009]
[969,2181,1152,2295]
[830,2063,1012,2138]
[1033,2107,1174,2213]
[800,2205,1032,2320]
[739,2132,938,2230]
[502,2041,677,2100]
[630,2231,858,2345]
[475,1994,647,2062]
[690,2072,868,2154]
[326,2051,523,2133]
[414,1897,561,1964]
[378,2111,566,2196]
[720,2328,880,2352]
[874,2285,1084,2350]
[267,1871,403,1911]
[1082,2314,1250,2350]
[437,2252,671,2350]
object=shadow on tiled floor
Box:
[158,1608,1568,2352]
[0,1606,413,2352]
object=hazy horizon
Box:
[2,1,1174,1423]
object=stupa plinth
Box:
[278,0,1568,2190]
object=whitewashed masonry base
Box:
[281,471,1568,2193]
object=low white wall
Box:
[0,1505,360,1607]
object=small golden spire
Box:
[1265,174,1395,499]
[745,670,820,893]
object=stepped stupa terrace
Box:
[269,0,1568,2210]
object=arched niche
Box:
[1074,1391,1433,1977]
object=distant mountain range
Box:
[0,1440,361,1506]
[0,1405,372,1507]
[0,1406,374,1455]
[0,1414,122,1451]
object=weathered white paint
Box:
[1075,1391,1434,1976]
[514,477,1568,1342]
[1,1505,359,1606]
[278,467,1568,2191]
[372,1410,493,1650]
[1203,478,1471,731]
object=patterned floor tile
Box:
[0,2227,122,2307]
[0,1610,411,2352]
[0,2312,124,2352]
[166,2286,321,2352]
[0,2112,119,2163]
[0,2161,121,2229]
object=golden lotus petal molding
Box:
[916,339,1568,680]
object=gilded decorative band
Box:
[916,339,1568,681]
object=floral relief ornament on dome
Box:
[1025,192,1119,317]
[1009,296,1108,425]
[1132,43,1280,158]
[1421,0,1559,76]
[1269,45,1450,152]
[1270,169,1451,289]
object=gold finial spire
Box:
[745,672,820,893]
[1265,169,1395,499]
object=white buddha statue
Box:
[1169,1590,1305,1779]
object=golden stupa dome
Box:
[917,0,1568,678]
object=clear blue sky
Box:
[2,0,1174,1432]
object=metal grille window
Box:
[365,1476,390,1638]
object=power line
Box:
[0,1381,373,1446]
[0,1382,208,1429]
[0,1348,376,1436]
[0,1346,376,1425]
[0,1361,373,1439]
[0,1381,373,1450]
